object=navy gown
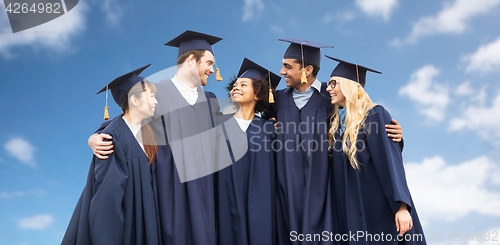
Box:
[151,79,222,245]
[91,79,222,245]
[263,82,335,244]
[61,117,162,245]
[330,105,425,245]
[217,115,276,245]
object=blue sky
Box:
[1,0,500,244]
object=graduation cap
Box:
[97,64,151,120]
[279,37,333,64]
[165,30,224,81]
[279,37,333,84]
[165,30,222,58]
[325,55,381,88]
[237,57,281,103]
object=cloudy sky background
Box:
[1,0,500,244]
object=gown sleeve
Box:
[365,105,412,215]
[88,140,128,245]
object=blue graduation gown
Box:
[330,105,425,245]
[92,80,222,245]
[62,117,162,245]
[217,116,276,245]
[151,79,220,245]
[263,83,334,244]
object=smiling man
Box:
[88,30,229,245]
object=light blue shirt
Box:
[292,79,322,110]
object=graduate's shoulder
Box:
[252,115,275,134]
[274,87,290,96]
[366,104,393,124]
[152,79,173,95]
[153,78,172,86]
[101,117,126,137]
[204,90,217,99]
[103,118,149,159]
[100,118,135,148]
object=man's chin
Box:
[285,81,295,87]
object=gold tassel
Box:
[357,84,363,100]
[104,106,109,120]
[215,68,223,81]
[300,42,308,84]
[268,70,275,103]
[301,68,307,84]
[269,88,274,103]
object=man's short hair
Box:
[177,49,206,65]
[293,59,320,78]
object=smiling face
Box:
[326,76,346,107]
[280,58,303,88]
[196,50,215,86]
[230,77,258,106]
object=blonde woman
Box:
[326,56,425,244]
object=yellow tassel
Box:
[215,68,223,81]
[269,88,274,103]
[357,84,363,100]
[301,68,307,84]
[104,106,109,120]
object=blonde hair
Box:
[328,77,377,170]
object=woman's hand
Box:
[395,202,413,235]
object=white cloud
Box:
[0,191,26,199]
[18,214,54,230]
[392,0,500,46]
[405,156,500,223]
[455,81,474,96]
[100,0,123,25]
[0,189,46,199]
[463,36,500,74]
[323,11,355,24]
[270,25,285,36]
[4,137,36,167]
[242,0,264,21]
[449,91,500,139]
[0,1,88,57]
[355,0,398,21]
[399,65,450,122]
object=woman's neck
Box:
[233,103,255,121]
[124,111,143,125]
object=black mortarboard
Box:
[236,58,281,103]
[279,37,333,64]
[325,55,381,88]
[97,64,151,106]
[165,30,222,58]
[237,58,281,89]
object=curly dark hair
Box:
[226,75,270,113]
